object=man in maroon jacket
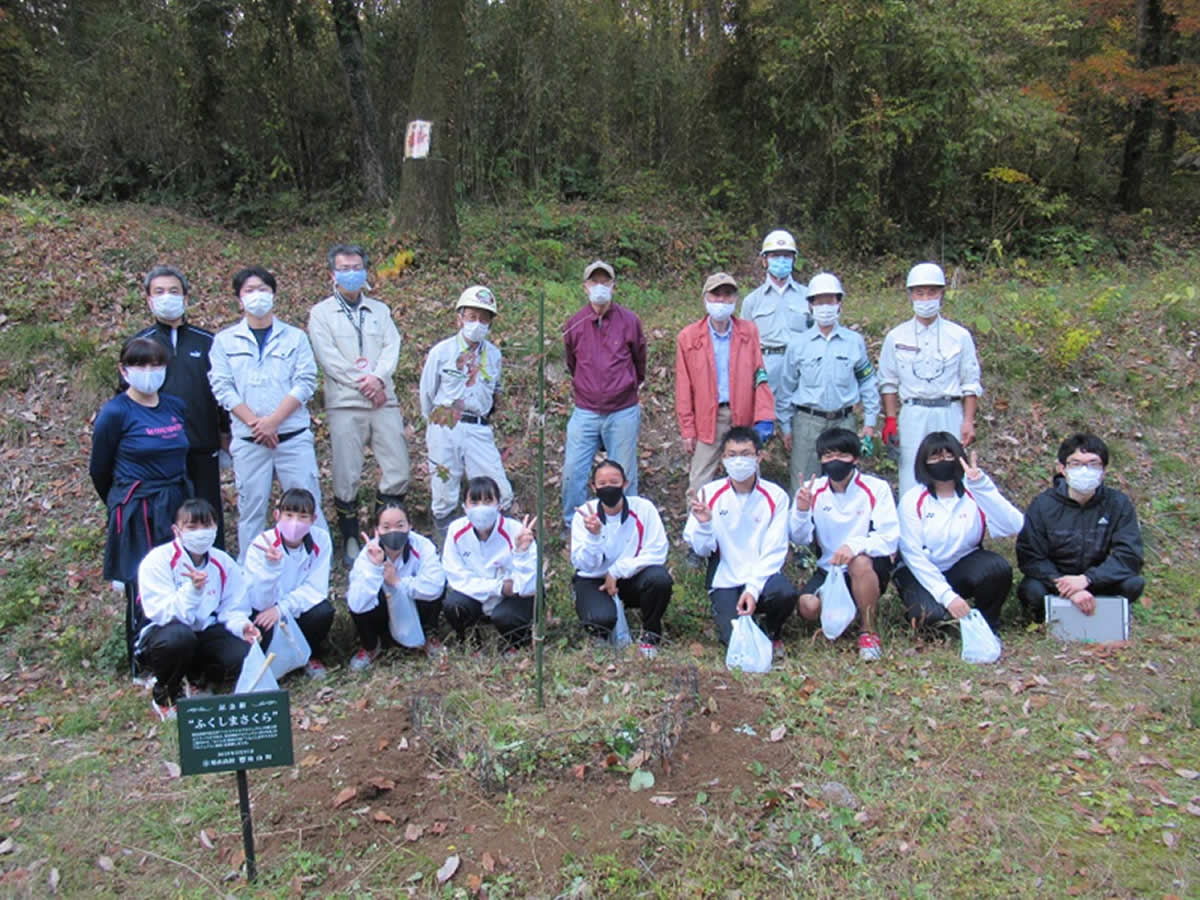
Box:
[561,260,648,534]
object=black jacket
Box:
[1016,477,1143,586]
[128,320,230,451]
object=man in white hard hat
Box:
[877,262,982,497]
[775,272,880,494]
[419,285,514,544]
[308,244,411,566]
[739,229,811,400]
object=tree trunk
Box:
[1116,0,1166,212]
[397,0,467,251]
[330,0,389,207]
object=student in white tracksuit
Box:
[243,488,335,678]
[346,500,446,670]
[683,425,797,646]
[877,262,983,498]
[419,285,514,541]
[570,460,672,652]
[894,431,1025,631]
[209,266,325,561]
[135,499,258,718]
[442,476,538,649]
[788,427,899,660]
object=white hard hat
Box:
[456,285,498,315]
[807,272,844,299]
[760,229,797,255]
[906,262,946,288]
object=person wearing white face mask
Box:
[878,262,983,497]
[90,336,191,676]
[1016,433,1144,621]
[135,499,259,721]
[209,266,325,564]
[441,476,538,650]
[561,260,647,537]
[740,229,812,399]
[683,426,797,648]
[128,265,232,551]
[419,285,514,544]
[675,272,776,495]
[308,244,411,566]
[775,272,881,495]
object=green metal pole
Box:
[535,286,546,708]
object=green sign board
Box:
[176,691,294,776]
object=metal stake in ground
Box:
[535,285,546,709]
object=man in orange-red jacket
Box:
[675,272,777,493]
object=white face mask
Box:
[242,290,275,318]
[912,298,941,319]
[466,504,500,531]
[460,321,490,344]
[722,456,758,483]
[151,293,186,321]
[811,303,840,326]
[124,367,166,395]
[706,301,735,323]
[179,526,217,556]
[588,284,613,305]
[1064,466,1103,494]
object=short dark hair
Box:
[1057,433,1108,467]
[176,498,217,527]
[327,244,369,270]
[278,488,316,516]
[120,335,168,367]
[466,476,501,505]
[376,497,409,524]
[232,266,277,296]
[591,459,626,482]
[913,431,966,492]
[143,265,189,295]
[816,427,859,460]
[720,425,761,453]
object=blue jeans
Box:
[561,404,641,525]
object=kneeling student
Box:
[346,501,446,671]
[244,488,335,679]
[789,428,898,660]
[683,426,797,647]
[443,476,538,649]
[571,460,673,657]
[135,499,259,720]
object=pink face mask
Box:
[277,518,312,544]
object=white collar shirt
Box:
[877,316,983,400]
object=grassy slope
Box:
[0,192,1196,897]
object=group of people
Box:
[87,235,1145,720]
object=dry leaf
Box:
[481,851,496,873]
[405,823,424,842]
[431,821,447,835]
[436,854,460,884]
[229,848,245,872]
[199,829,214,850]
[604,753,620,768]
[1085,821,1112,835]
[162,761,181,779]
[373,810,395,824]
[368,777,396,792]
[299,754,322,768]
[710,721,721,734]
[1185,803,1200,817]
[649,795,676,806]
[1174,769,1200,780]
[97,855,114,872]
[1162,830,1178,849]
[571,764,587,780]
[353,697,369,711]
[628,749,650,769]
[0,838,12,854]
[375,737,389,752]
[769,725,786,742]
[467,873,483,893]
[333,787,357,809]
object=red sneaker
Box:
[857,632,882,661]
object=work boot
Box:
[335,499,360,568]
[432,512,455,547]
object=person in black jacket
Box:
[128,266,232,549]
[1016,433,1144,621]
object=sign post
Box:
[176,690,294,882]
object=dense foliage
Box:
[3,0,1200,253]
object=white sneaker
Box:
[637,642,658,660]
[349,648,379,672]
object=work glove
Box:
[753,420,774,444]
[880,416,898,447]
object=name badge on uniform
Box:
[354,357,370,371]
[896,343,919,352]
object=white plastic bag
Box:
[725,616,773,673]
[960,609,1003,664]
[267,610,311,679]
[235,640,281,693]
[611,594,633,648]
[387,588,426,648]
[818,566,856,640]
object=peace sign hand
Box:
[182,562,208,592]
[576,504,602,535]
[253,539,283,564]
[515,515,538,553]
[687,488,711,523]
[362,530,385,566]
[958,451,981,482]
[794,474,818,512]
